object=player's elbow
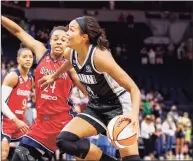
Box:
[12,25,24,37]
[130,86,141,98]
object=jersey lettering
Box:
[15,110,24,114]
[17,89,31,97]
[40,67,67,79]
[78,74,97,84]
[41,94,58,100]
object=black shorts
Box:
[176,131,185,138]
[76,92,132,135]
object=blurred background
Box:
[1,1,193,160]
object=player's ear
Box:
[49,38,53,45]
[17,56,20,64]
[82,34,89,41]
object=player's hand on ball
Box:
[13,117,29,134]
[39,74,55,89]
[119,113,140,138]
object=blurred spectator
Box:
[168,105,179,123]
[118,12,125,22]
[70,86,88,113]
[28,24,36,38]
[7,60,16,72]
[177,42,186,59]
[19,19,26,29]
[155,46,164,64]
[167,43,175,56]
[126,13,134,28]
[142,100,152,115]
[141,114,155,159]
[175,114,186,160]
[154,91,163,102]
[154,117,164,160]
[148,48,156,64]
[162,115,176,159]
[141,47,148,64]
[19,19,29,31]
[140,89,146,101]
[1,63,7,82]
[146,91,154,101]
[152,103,165,120]
[37,28,49,44]
[184,120,192,160]
[115,44,122,57]
[186,38,193,60]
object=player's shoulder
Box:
[63,47,72,61]
[5,70,19,80]
[3,70,19,87]
[94,48,113,63]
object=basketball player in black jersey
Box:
[39,16,141,161]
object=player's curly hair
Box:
[49,25,69,38]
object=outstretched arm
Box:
[1,16,46,61]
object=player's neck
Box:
[50,51,63,61]
[75,43,90,64]
[18,66,29,78]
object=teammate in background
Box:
[1,16,86,161]
[1,44,33,161]
[39,16,141,161]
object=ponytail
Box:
[96,28,109,50]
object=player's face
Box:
[17,49,33,69]
[50,30,67,55]
[66,20,87,49]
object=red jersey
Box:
[35,50,73,115]
[6,69,33,120]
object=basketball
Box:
[106,115,137,149]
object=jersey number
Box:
[22,99,27,109]
[43,81,56,93]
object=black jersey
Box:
[70,44,126,103]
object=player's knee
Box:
[56,131,90,159]
[56,131,80,149]
[1,139,10,161]
[1,152,9,161]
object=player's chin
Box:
[55,50,63,55]
[24,64,32,69]
[54,49,63,54]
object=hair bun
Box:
[20,43,27,49]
